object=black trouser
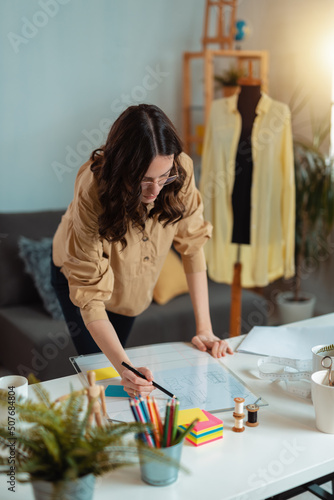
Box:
[51,259,136,355]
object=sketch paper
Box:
[152,363,258,413]
[71,343,265,422]
[237,323,334,359]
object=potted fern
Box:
[0,380,169,500]
[214,65,244,97]
[276,114,334,324]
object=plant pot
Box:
[222,85,239,97]
[276,291,316,325]
[31,474,95,500]
[139,439,184,486]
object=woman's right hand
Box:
[87,320,156,397]
[121,366,156,397]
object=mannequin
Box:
[232,79,261,245]
[199,75,295,291]
[230,77,261,336]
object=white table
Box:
[2,313,334,500]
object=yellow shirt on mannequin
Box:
[199,93,295,287]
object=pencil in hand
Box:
[121,362,176,398]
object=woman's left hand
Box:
[191,331,233,358]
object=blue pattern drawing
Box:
[154,365,258,412]
[71,343,266,421]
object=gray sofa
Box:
[0,210,268,381]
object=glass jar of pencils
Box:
[130,396,187,486]
[139,434,184,486]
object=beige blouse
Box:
[53,152,212,326]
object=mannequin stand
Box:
[229,246,242,337]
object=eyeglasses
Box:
[141,164,178,187]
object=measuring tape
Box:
[257,357,313,399]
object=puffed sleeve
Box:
[173,154,212,273]
[53,166,114,326]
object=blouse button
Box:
[143,256,149,262]
[142,236,149,242]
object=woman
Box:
[51,104,232,397]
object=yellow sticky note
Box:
[177,408,208,426]
[87,367,119,381]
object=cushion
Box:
[153,249,189,305]
[0,210,64,307]
[17,236,64,320]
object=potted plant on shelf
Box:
[214,65,244,97]
[0,379,171,500]
[276,114,334,324]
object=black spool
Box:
[246,404,259,427]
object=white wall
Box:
[237,0,334,146]
[1,0,333,212]
[0,0,203,212]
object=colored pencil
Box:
[166,398,175,447]
[139,396,150,422]
[152,396,164,436]
[173,418,199,445]
[146,396,155,422]
[139,398,157,447]
[171,399,180,444]
[130,398,148,445]
[121,362,176,398]
[162,400,171,447]
[129,399,139,422]
[134,399,154,448]
[129,397,185,448]
[147,396,161,448]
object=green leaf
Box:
[0,386,174,483]
[30,382,52,409]
[292,99,334,299]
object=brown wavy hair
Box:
[90,104,186,249]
